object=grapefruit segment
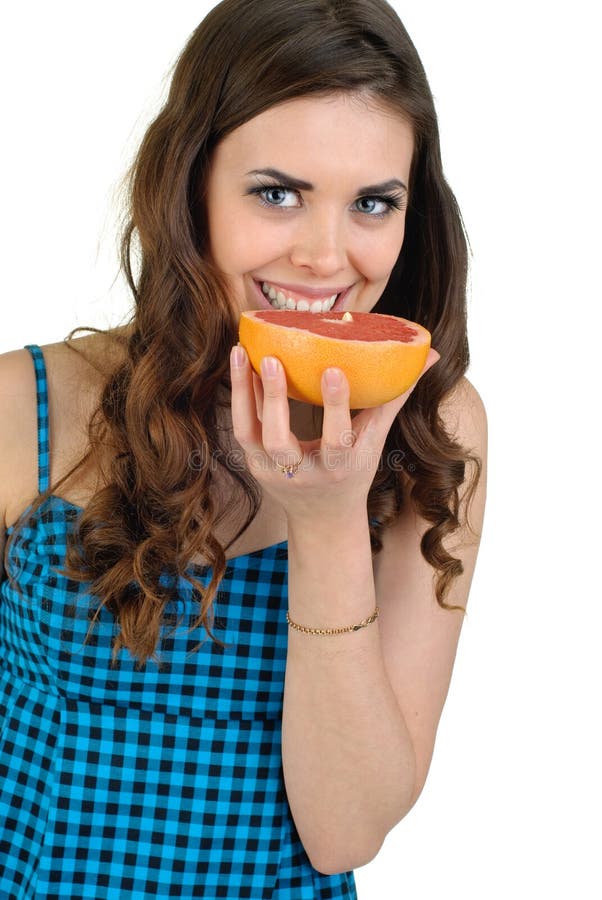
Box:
[238,309,431,408]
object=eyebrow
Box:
[246,167,408,194]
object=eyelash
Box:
[246,183,406,220]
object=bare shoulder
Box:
[438,374,488,455]
[390,374,487,544]
[386,373,488,555]
[0,328,128,534]
[0,347,40,531]
[437,374,488,528]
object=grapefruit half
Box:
[238,309,431,408]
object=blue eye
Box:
[354,195,404,219]
[249,184,302,208]
[246,182,406,218]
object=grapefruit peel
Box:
[238,309,431,408]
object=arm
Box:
[281,377,488,874]
[282,514,415,875]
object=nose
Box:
[289,208,348,277]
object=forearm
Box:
[281,512,416,875]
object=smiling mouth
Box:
[254,280,350,313]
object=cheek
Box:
[357,222,406,284]
[209,205,286,276]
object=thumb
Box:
[423,347,441,373]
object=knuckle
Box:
[321,445,351,472]
[324,393,348,408]
[326,463,349,483]
[262,386,282,401]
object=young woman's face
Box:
[206,93,414,317]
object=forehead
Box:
[212,93,414,183]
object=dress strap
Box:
[24,344,51,495]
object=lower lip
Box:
[251,280,352,313]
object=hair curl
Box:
[6,0,482,668]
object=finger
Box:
[229,345,263,453]
[252,370,264,422]
[320,367,354,461]
[259,356,300,466]
[423,347,441,372]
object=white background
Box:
[2,2,600,897]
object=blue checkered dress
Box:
[0,345,357,898]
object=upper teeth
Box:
[261,282,338,313]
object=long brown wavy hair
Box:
[6,0,482,668]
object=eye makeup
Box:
[245,177,406,219]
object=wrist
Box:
[285,499,369,534]
[286,605,379,636]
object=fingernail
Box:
[324,368,342,389]
[231,345,245,368]
[262,357,279,377]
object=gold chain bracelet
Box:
[286,606,379,636]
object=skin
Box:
[207,92,414,318]
[205,91,439,520]
[0,96,482,880]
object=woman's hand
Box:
[229,345,440,525]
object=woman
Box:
[0,0,487,896]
